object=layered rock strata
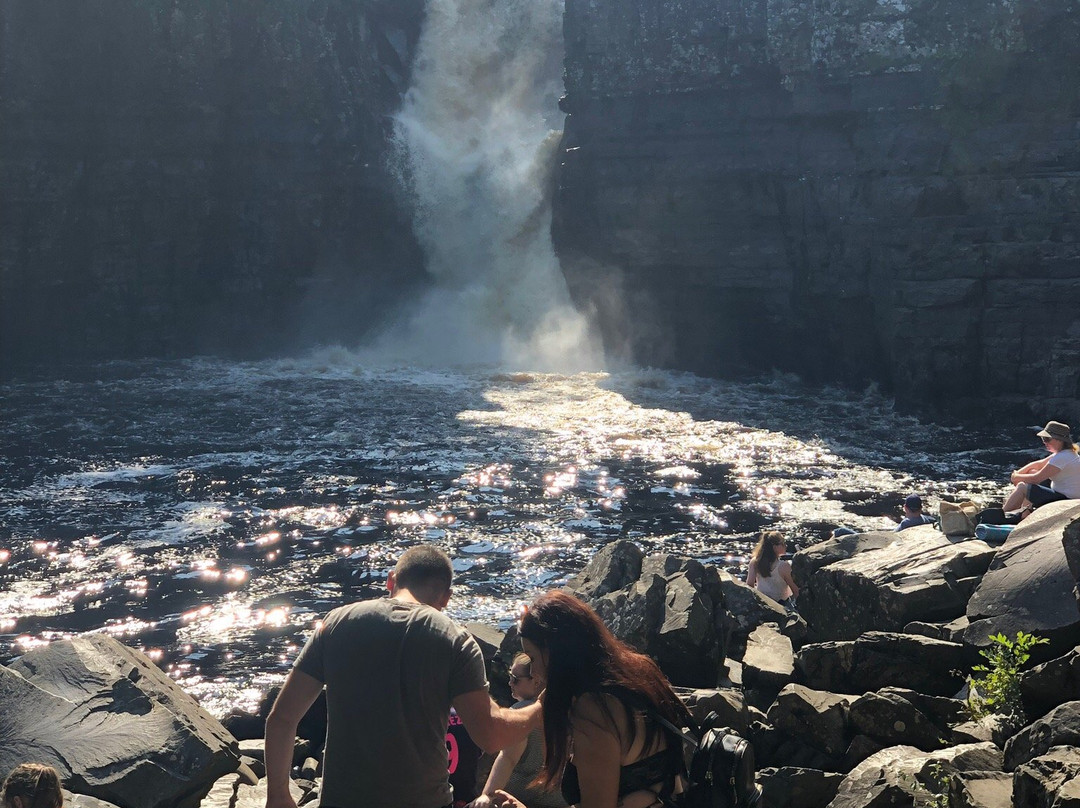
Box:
[0,0,425,367]
[556,0,1080,418]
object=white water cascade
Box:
[376,0,603,370]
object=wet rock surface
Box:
[0,634,246,808]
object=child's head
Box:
[1,764,63,808]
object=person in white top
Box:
[745,531,799,607]
[1002,420,1080,517]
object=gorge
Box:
[2,0,1079,421]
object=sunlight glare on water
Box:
[0,357,1016,714]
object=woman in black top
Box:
[491,591,690,808]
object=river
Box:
[0,352,1029,717]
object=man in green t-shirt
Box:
[264,546,541,808]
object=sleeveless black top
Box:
[559,688,683,806]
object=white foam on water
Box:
[376,0,603,371]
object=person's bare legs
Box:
[1003,483,1029,512]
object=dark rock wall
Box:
[0,0,425,368]
[555,0,1080,417]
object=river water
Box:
[0,353,1024,717]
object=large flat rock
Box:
[965,501,1080,655]
[828,743,1003,808]
[798,632,968,696]
[797,528,995,642]
[0,634,245,808]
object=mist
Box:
[367,0,604,371]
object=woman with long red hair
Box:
[491,590,690,808]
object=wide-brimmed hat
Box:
[1036,421,1073,443]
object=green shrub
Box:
[966,631,1048,719]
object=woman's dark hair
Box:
[752,531,786,579]
[519,590,691,787]
[1,764,63,808]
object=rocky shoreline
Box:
[4,501,1080,807]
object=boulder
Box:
[791,530,898,582]
[1012,747,1080,808]
[1065,515,1080,612]
[965,501,1080,656]
[951,714,1023,748]
[466,622,513,704]
[1003,701,1080,771]
[575,550,728,687]
[779,612,809,651]
[653,569,724,685]
[947,771,1013,808]
[743,624,795,693]
[905,616,970,643]
[798,529,996,642]
[718,571,789,657]
[757,766,843,808]
[200,772,303,808]
[0,635,250,808]
[795,641,855,693]
[827,743,1003,808]
[797,632,968,696]
[1021,644,1080,719]
[841,735,885,770]
[66,794,123,808]
[220,710,264,742]
[766,685,851,759]
[566,540,643,598]
[676,687,749,735]
[847,690,946,752]
[877,687,965,733]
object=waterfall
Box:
[376,0,602,370]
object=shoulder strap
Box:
[594,684,702,747]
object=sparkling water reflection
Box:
[0,355,1018,716]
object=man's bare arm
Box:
[264,669,324,808]
[453,688,543,754]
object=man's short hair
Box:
[394,545,453,592]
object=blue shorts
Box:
[1027,483,1068,507]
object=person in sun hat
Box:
[895,494,935,531]
[1001,420,1080,517]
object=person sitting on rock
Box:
[895,494,935,531]
[467,654,567,808]
[489,591,691,808]
[745,531,798,608]
[1,764,63,808]
[1002,421,1080,518]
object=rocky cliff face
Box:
[555,0,1080,418]
[0,0,425,367]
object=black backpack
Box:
[651,709,760,808]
